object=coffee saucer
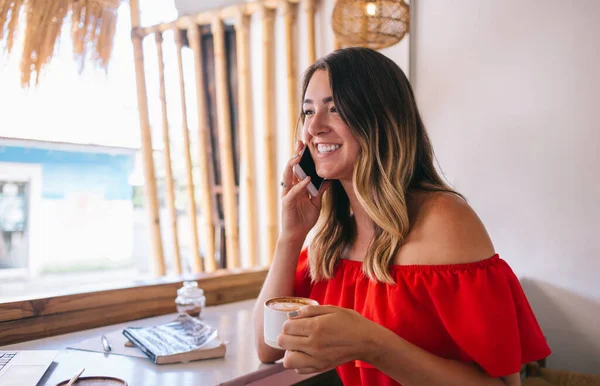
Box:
[55,376,128,385]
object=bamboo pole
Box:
[187,25,218,273]
[333,0,342,50]
[360,1,368,47]
[333,38,342,50]
[262,6,278,265]
[211,17,240,269]
[303,0,316,64]
[129,0,165,276]
[154,32,183,275]
[174,29,203,273]
[234,11,258,268]
[282,1,299,155]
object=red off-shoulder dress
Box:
[293,249,551,386]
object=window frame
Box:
[0,267,267,346]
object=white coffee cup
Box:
[263,296,319,349]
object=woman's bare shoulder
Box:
[398,191,496,266]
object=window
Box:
[0,1,266,347]
[0,2,170,300]
[0,0,243,302]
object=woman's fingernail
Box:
[288,311,299,318]
[292,153,299,159]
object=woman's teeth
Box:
[317,144,341,153]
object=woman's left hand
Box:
[277,305,379,374]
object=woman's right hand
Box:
[280,141,331,244]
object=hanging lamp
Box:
[332,0,410,50]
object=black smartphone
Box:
[292,146,324,197]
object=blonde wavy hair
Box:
[300,47,460,284]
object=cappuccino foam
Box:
[268,302,305,312]
[266,297,314,312]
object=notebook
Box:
[122,314,226,364]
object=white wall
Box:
[411,0,600,374]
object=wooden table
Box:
[0,299,324,386]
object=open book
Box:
[122,314,226,364]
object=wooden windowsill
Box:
[0,267,268,346]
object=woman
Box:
[253,47,550,386]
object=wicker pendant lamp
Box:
[332,0,410,50]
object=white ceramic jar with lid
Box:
[175,281,206,317]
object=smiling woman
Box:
[253,47,551,386]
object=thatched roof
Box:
[0,0,121,87]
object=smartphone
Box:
[293,146,324,197]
